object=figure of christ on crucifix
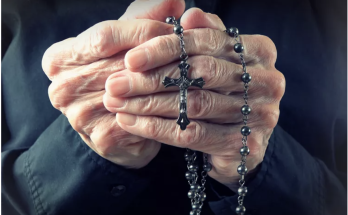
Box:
[162,61,205,130]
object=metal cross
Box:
[162,61,205,130]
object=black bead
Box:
[203,163,212,172]
[190,210,200,215]
[187,190,195,199]
[241,73,252,83]
[174,25,184,35]
[185,171,195,180]
[188,164,199,172]
[236,205,246,214]
[226,27,239,37]
[238,186,248,196]
[241,126,251,136]
[192,203,202,210]
[190,183,201,191]
[198,192,207,201]
[237,165,248,175]
[240,146,250,156]
[241,105,251,115]
[234,43,244,53]
[184,152,191,161]
[165,16,175,24]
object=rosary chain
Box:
[165,16,212,215]
[225,27,252,215]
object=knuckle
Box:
[153,35,177,58]
[48,83,61,110]
[195,28,223,54]
[133,20,163,44]
[268,70,286,100]
[188,90,211,118]
[246,136,264,159]
[42,44,62,79]
[48,79,73,110]
[254,35,278,65]
[260,105,280,129]
[89,22,112,58]
[163,36,178,57]
[139,94,157,114]
[176,122,203,147]
[148,72,161,92]
[66,104,91,134]
[144,117,162,139]
[196,56,218,85]
[92,127,130,156]
[132,21,146,44]
[68,98,101,135]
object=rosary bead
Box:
[241,126,251,136]
[198,192,207,201]
[203,163,212,172]
[165,16,175,24]
[241,105,251,115]
[236,205,246,214]
[185,171,195,180]
[174,25,184,35]
[238,186,248,196]
[190,210,200,215]
[192,203,202,210]
[237,164,248,175]
[241,73,252,83]
[188,164,199,172]
[234,43,244,53]
[240,146,250,156]
[187,190,195,199]
[226,27,239,37]
[190,183,201,191]
[184,152,191,161]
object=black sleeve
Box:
[2,114,162,215]
[207,125,347,215]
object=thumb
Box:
[180,8,226,31]
[119,0,185,22]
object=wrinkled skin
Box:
[42,0,285,191]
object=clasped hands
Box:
[42,0,285,192]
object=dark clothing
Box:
[1,0,347,214]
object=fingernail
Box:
[117,113,137,126]
[126,48,149,69]
[108,75,130,96]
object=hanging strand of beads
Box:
[165,16,212,215]
[226,27,252,215]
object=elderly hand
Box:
[103,8,285,191]
[42,0,185,169]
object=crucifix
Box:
[162,61,205,130]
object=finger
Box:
[48,54,128,110]
[115,113,261,156]
[105,55,280,98]
[104,87,278,125]
[119,0,185,22]
[125,29,277,72]
[63,91,158,168]
[180,8,226,30]
[42,19,173,79]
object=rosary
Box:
[163,17,252,215]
